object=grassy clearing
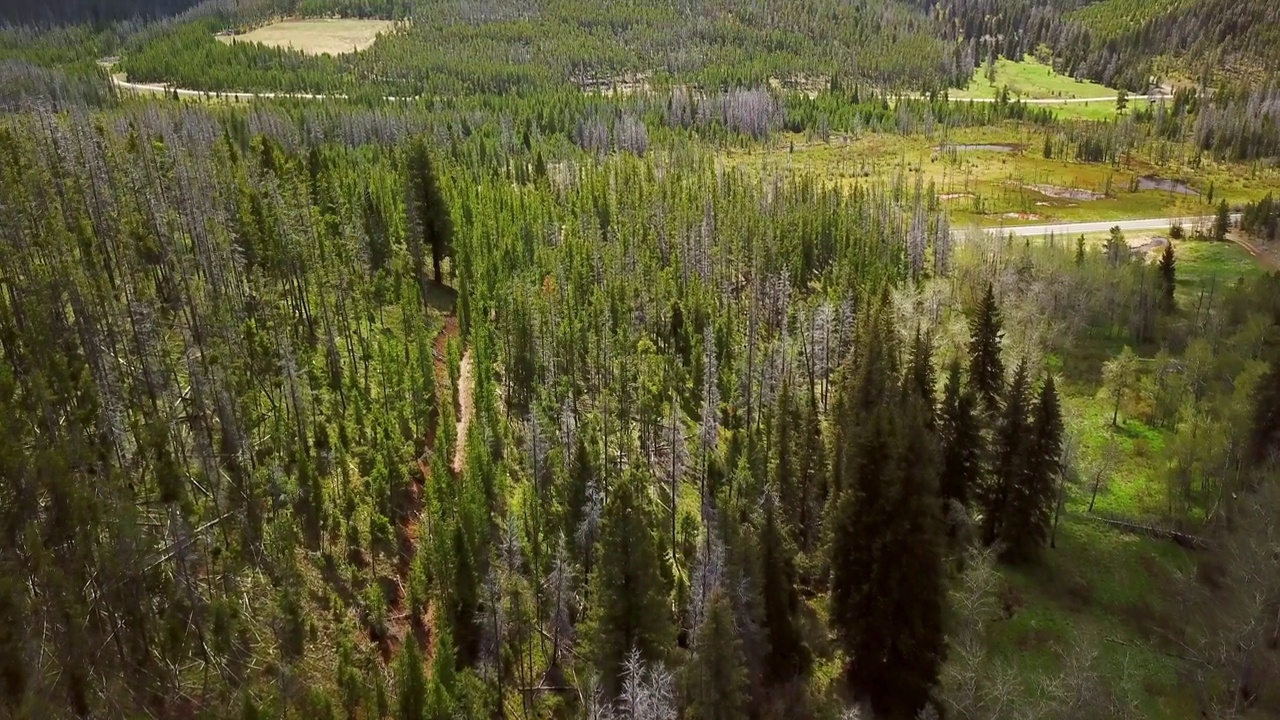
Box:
[731,127,1280,228]
[1179,237,1272,285]
[953,56,1119,101]
[1047,97,1152,122]
[217,18,398,56]
[990,514,1199,718]
[980,237,1268,719]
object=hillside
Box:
[0,0,203,26]
[115,0,967,96]
[919,0,1280,89]
[3,2,1280,720]
[1071,0,1280,79]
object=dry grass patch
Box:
[217,18,398,56]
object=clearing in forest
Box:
[954,55,1120,101]
[216,18,398,56]
[730,127,1280,228]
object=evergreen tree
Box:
[967,284,1005,416]
[0,572,25,711]
[908,328,937,428]
[427,621,456,720]
[407,139,453,286]
[1158,241,1177,312]
[450,523,480,668]
[981,360,1031,550]
[1247,363,1280,468]
[1215,198,1232,242]
[794,392,828,556]
[362,187,392,274]
[685,589,748,720]
[938,359,981,510]
[585,465,673,695]
[829,302,946,719]
[759,496,809,684]
[1002,374,1063,562]
[1106,226,1127,266]
[397,638,427,720]
[772,379,803,531]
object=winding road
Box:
[109,74,413,101]
[982,215,1234,238]
[977,213,1274,269]
[109,71,1137,106]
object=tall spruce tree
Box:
[759,496,809,684]
[585,464,673,695]
[685,589,748,720]
[1001,373,1063,562]
[1247,363,1280,468]
[407,139,453,286]
[1215,199,1232,242]
[449,523,480,667]
[772,379,802,532]
[939,359,981,510]
[908,328,937,428]
[794,392,827,556]
[967,284,1005,417]
[829,300,946,719]
[396,637,427,720]
[1158,241,1177,312]
[981,360,1031,550]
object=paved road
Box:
[980,215,1237,238]
[110,75,412,101]
[110,72,1147,107]
[952,95,1116,105]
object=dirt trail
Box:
[451,347,475,474]
[380,313,472,672]
[1229,233,1280,271]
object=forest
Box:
[2,1,1280,720]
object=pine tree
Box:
[450,522,480,668]
[427,621,456,720]
[939,359,981,510]
[829,302,946,719]
[760,496,809,684]
[397,637,427,720]
[362,187,392,274]
[1158,241,1177,312]
[1215,198,1231,242]
[908,328,937,428]
[407,139,453,286]
[585,464,673,695]
[685,589,748,720]
[1002,374,1063,562]
[967,284,1005,417]
[1247,363,1280,468]
[772,379,803,531]
[981,360,1031,550]
[1106,226,1127,266]
[794,392,827,556]
[0,572,26,711]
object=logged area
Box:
[3,1,1280,720]
[216,18,398,55]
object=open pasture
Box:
[217,18,397,56]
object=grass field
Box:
[992,237,1267,718]
[730,127,1280,228]
[954,56,1118,101]
[217,18,398,56]
[948,56,1150,120]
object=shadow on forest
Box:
[422,282,458,314]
